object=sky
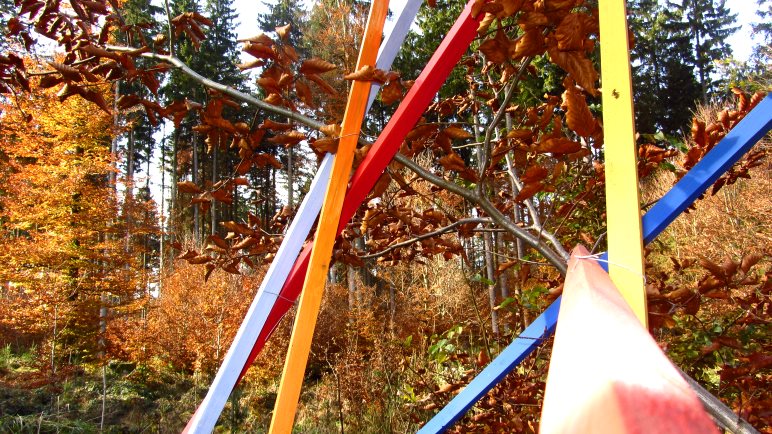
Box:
[228,0,763,61]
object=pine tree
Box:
[630,0,701,136]
[666,0,738,100]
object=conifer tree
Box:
[666,0,738,100]
[630,0,701,136]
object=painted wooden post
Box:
[268,2,389,432]
[599,0,647,325]
[182,2,423,432]
[418,97,772,430]
[237,0,483,381]
[539,246,718,433]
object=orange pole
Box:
[267,1,389,432]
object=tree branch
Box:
[112,46,570,272]
[394,153,569,274]
[105,46,328,131]
[358,217,491,260]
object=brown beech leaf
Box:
[232,236,258,250]
[295,79,314,107]
[306,74,337,95]
[275,23,291,41]
[515,181,544,202]
[521,165,549,183]
[547,44,598,96]
[177,181,202,194]
[501,0,526,16]
[221,221,253,235]
[260,119,293,131]
[537,137,582,154]
[254,153,283,169]
[562,81,596,136]
[344,65,375,81]
[237,59,265,70]
[48,61,82,82]
[187,254,213,265]
[320,123,341,137]
[479,32,510,64]
[380,80,403,105]
[256,77,281,94]
[263,93,282,105]
[299,58,336,75]
[242,41,275,59]
[518,11,549,28]
[511,27,546,59]
[177,249,197,260]
[506,128,533,139]
[699,256,726,279]
[311,137,339,154]
[267,130,305,146]
[739,252,762,274]
[443,126,473,140]
[438,152,468,172]
[496,259,519,277]
[209,234,230,250]
[555,13,587,51]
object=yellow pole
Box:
[268,1,389,432]
[599,0,647,326]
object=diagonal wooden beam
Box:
[236,0,484,382]
[540,246,718,433]
[181,2,424,432]
[268,2,389,431]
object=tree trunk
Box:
[483,231,499,337]
[192,130,200,243]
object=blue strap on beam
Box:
[418,94,772,433]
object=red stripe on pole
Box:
[539,245,717,434]
[237,0,482,381]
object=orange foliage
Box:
[0,60,156,363]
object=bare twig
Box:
[358,217,491,260]
[394,153,569,274]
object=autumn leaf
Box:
[537,137,582,154]
[479,31,511,64]
[306,74,337,95]
[311,137,339,154]
[275,23,291,41]
[511,28,546,59]
[521,165,549,183]
[562,81,596,136]
[506,129,533,140]
[320,123,342,137]
[438,152,468,173]
[380,80,403,105]
[344,65,375,81]
[267,130,305,146]
[177,181,203,194]
[547,43,598,96]
[555,13,589,51]
[443,126,473,140]
[259,119,293,131]
[299,58,336,75]
[515,181,544,202]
